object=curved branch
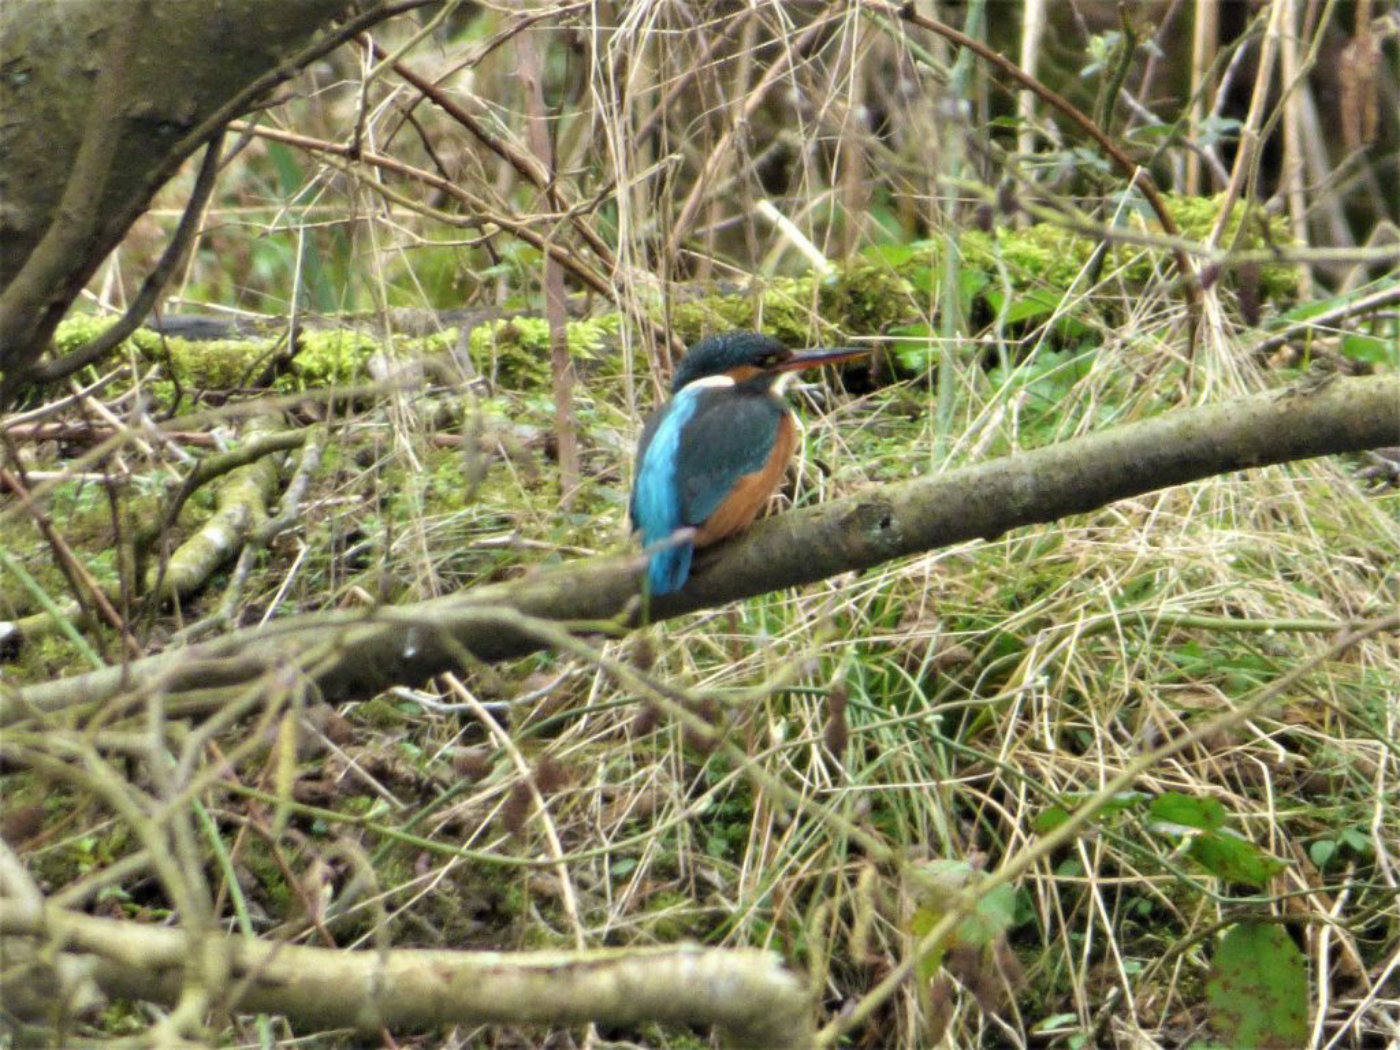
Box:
[4,373,1396,721]
[28,132,228,385]
[0,0,437,396]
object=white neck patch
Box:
[683,374,736,391]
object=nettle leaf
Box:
[960,883,1018,945]
[1207,922,1309,1048]
[1146,793,1285,886]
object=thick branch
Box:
[0,0,431,393]
[0,899,811,1049]
[0,1,151,374]
[28,132,228,385]
[4,374,1396,721]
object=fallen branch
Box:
[139,415,289,611]
[0,899,811,1049]
[1,417,293,648]
[3,373,1396,722]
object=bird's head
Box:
[670,330,868,393]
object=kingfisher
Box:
[630,330,868,595]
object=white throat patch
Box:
[683,374,737,391]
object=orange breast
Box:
[692,412,797,548]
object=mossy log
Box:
[43,191,1302,398]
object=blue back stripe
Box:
[633,386,703,594]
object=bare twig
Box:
[518,29,580,503]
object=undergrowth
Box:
[2,3,1397,1049]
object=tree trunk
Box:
[0,0,361,386]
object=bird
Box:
[630,330,868,595]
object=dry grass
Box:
[3,2,1399,1048]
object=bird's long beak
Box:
[772,345,872,372]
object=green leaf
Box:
[906,863,1020,983]
[890,322,934,372]
[958,268,990,317]
[1187,830,1286,888]
[1148,792,1226,831]
[1340,828,1373,855]
[983,286,1064,325]
[610,857,637,878]
[958,883,1017,946]
[1032,805,1071,834]
[1309,839,1337,869]
[909,905,944,983]
[1031,1013,1079,1034]
[1125,122,1175,144]
[1206,922,1309,1048]
[1275,280,1399,325]
[1341,333,1394,365]
[1032,791,1148,836]
[862,242,915,267]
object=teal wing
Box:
[675,388,785,526]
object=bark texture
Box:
[0,0,355,382]
[0,899,812,1049]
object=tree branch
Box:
[0,0,437,397]
[4,373,1396,722]
[0,899,812,1049]
[0,0,152,387]
[28,132,228,385]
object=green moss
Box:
[277,328,380,390]
[467,315,619,385]
[817,263,919,333]
[238,843,292,916]
[1169,193,1298,299]
[27,819,133,892]
[867,191,1298,332]
[51,314,125,355]
[667,266,917,350]
[637,890,709,941]
[133,329,281,388]
[354,696,412,729]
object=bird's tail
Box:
[647,537,694,595]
